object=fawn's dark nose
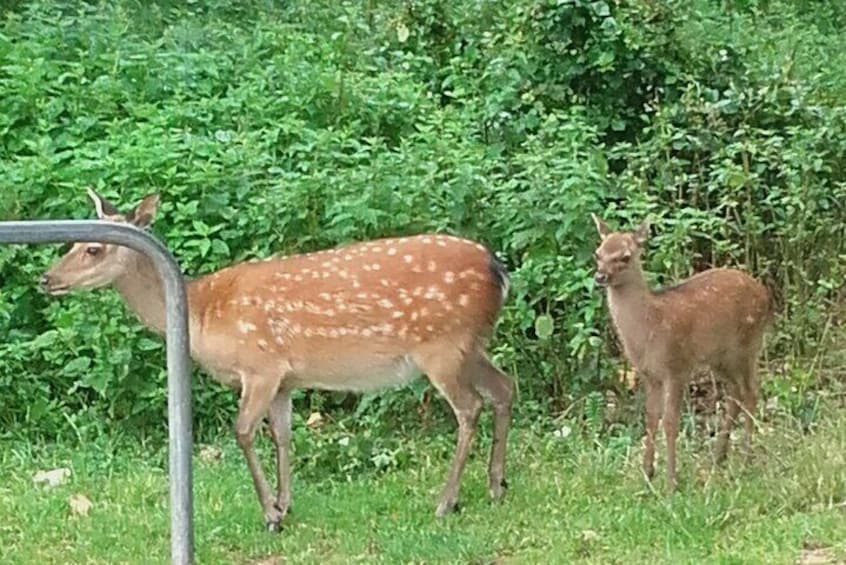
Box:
[594,272,608,287]
[40,274,51,288]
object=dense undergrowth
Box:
[0,0,844,448]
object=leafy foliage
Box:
[0,0,843,441]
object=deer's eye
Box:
[619,254,631,264]
[86,246,102,256]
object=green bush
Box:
[0,0,843,443]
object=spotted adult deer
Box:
[591,215,772,491]
[41,190,515,530]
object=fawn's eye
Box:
[619,254,631,264]
[86,246,102,256]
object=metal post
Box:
[0,220,194,565]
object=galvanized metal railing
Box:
[0,220,194,565]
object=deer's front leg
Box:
[642,376,663,481]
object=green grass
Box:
[1,414,845,564]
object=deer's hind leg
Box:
[267,388,294,522]
[713,376,742,465]
[739,353,761,460]
[416,346,484,518]
[714,350,760,464]
[468,350,515,501]
[234,372,285,531]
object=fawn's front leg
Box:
[642,376,663,481]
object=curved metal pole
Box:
[0,220,194,565]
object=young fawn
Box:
[591,215,772,491]
[41,190,516,530]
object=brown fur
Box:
[42,190,516,530]
[591,214,771,491]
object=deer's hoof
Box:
[435,499,460,518]
[489,478,508,501]
[265,519,282,533]
[264,504,286,533]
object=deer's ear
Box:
[591,213,612,240]
[86,188,120,219]
[633,219,650,246]
[126,194,160,228]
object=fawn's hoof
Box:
[264,502,288,533]
[265,519,282,533]
[489,478,508,501]
[435,499,461,518]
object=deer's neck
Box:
[606,265,656,367]
[113,252,173,335]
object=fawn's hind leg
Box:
[469,351,515,500]
[417,348,484,517]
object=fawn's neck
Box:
[113,251,182,335]
[606,263,655,366]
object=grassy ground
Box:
[1,412,845,565]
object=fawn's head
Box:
[40,189,160,295]
[591,214,649,288]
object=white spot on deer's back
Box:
[427,261,437,272]
[458,294,469,307]
[444,271,455,284]
[403,254,413,263]
[387,248,397,255]
[238,320,257,334]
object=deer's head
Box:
[40,189,160,295]
[591,214,649,289]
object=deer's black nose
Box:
[40,274,51,288]
[594,272,608,287]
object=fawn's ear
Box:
[633,219,650,246]
[126,194,160,229]
[86,188,120,219]
[591,213,612,240]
